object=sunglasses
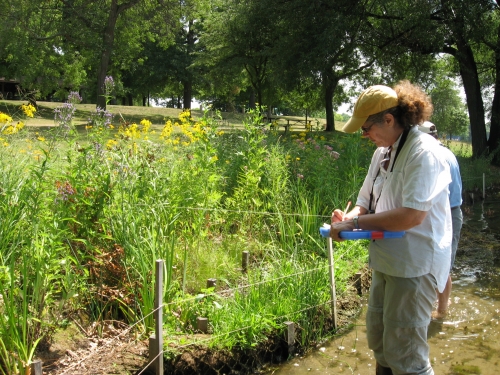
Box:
[361,122,375,134]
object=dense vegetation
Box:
[0,91,498,374]
[0,1,499,162]
[0,99,375,374]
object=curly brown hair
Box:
[367,80,433,130]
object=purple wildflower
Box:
[55,180,76,202]
[54,102,77,134]
[104,76,115,96]
[88,107,113,129]
[330,151,340,159]
[67,91,82,105]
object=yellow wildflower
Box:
[140,119,152,132]
[0,112,13,123]
[106,139,118,149]
[2,125,14,135]
[21,103,36,118]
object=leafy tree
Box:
[270,0,382,131]
[481,1,500,165]
[429,73,469,140]
[60,0,179,109]
[198,0,278,113]
[0,0,180,108]
[365,0,496,160]
[0,0,90,99]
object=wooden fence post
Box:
[148,259,164,375]
[242,251,249,273]
[197,317,208,333]
[207,278,217,288]
[284,321,295,355]
[30,359,42,375]
[327,237,337,330]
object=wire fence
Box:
[38,172,497,375]
[53,269,368,375]
[45,230,368,375]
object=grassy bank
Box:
[0,102,366,374]
[0,100,341,131]
[1,99,498,374]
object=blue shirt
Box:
[439,144,462,208]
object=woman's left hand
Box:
[329,219,355,242]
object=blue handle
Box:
[320,226,330,238]
[319,224,405,240]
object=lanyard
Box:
[368,128,410,213]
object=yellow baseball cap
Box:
[342,85,399,133]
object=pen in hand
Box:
[342,201,351,221]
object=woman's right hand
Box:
[331,209,345,223]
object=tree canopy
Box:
[1,0,500,163]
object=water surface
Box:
[267,199,500,375]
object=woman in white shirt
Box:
[330,81,452,375]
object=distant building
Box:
[0,77,20,99]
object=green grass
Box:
[1,100,344,131]
[1,100,496,374]
[0,105,370,374]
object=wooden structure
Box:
[0,77,20,99]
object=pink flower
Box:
[330,151,340,159]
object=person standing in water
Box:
[418,121,463,320]
[330,81,452,375]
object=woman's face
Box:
[361,115,402,148]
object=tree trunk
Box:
[488,23,500,166]
[182,20,195,110]
[454,40,488,158]
[183,80,192,110]
[249,90,256,110]
[96,0,139,110]
[257,87,263,113]
[96,1,119,110]
[324,75,338,132]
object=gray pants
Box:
[450,208,463,270]
[366,270,437,375]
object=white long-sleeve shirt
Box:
[356,126,452,292]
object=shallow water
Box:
[266,199,500,375]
